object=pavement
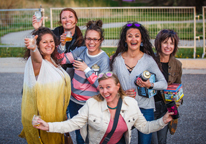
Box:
[0,57,206,74]
[0,58,206,144]
[0,73,206,144]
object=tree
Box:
[0,0,25,26]
[149,0,205,13]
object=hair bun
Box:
[86,20,103,28]
[95,20,103,28]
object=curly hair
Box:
[84,20,104,40]
[155,29,179,57]
[110,22,156,70]
[93,72,125,101]
[24,27,60,65]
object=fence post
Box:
[203,7,205,58]
[50,8,53,29]
[194,7,196,59]
[41,6,45,27]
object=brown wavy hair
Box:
[155,29,179,57]
[24,27,60,65]
[58,8,83,47]
[93,72,125,102]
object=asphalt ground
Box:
[0,73,206,144]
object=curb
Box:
[0,58,206,74]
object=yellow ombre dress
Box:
[19,57,71,144]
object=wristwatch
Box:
[148,83,154,89]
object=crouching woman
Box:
[33,72,173,144]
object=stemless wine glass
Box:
[26,35,36,48]
[65,31,72,42]
[35,11,42,22]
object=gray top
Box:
[112,53,167,109]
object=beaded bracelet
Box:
[32,47,38,52]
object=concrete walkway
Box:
[1,20,205,47]
[0,57,206,74]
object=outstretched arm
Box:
[34,100,90,133]
[24,35,42,76]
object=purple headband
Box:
[126,23,141,27]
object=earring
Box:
[125,43,128,48]
[140,42,143,47]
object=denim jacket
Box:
[48,97,167,144]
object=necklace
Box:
[107,105,117,110]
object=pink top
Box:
[100,115,128,144]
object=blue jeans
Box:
[138,108,154,144]
[151,101,169,144]
[68,100,85,144]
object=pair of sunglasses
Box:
[98,72,113,79]
[162,29,176,35]
[126,23,141,27]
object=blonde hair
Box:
[93,73,125,101]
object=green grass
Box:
[0,47,205,58]
[0,47,26,57]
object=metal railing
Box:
[0,8,45,47]
[0,7,203,58]
[203,7,206,58]
[50,7,197,57]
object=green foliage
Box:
[0,47,26,57]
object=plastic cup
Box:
[65,31,72,42]
[32,115,41,126]
[35,11,42,22]
[26,35,36,48]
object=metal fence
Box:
[0,7,203,58]
[203,7,206,58]
[51,7,197,57]
[0,8,45,47]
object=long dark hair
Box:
[24,27,60,65]
[110,22,156,70]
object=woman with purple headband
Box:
[110,22,167,144]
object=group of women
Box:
[19,7,183,144]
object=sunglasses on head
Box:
[162,30,176,35]
[98,72,113,79]
[126,23,141,27]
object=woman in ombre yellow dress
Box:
[19,27,71,144]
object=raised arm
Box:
[24,35,42,76]
[32,15,43,30]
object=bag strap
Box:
[85,124,89,144]
[102,97,123,144]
